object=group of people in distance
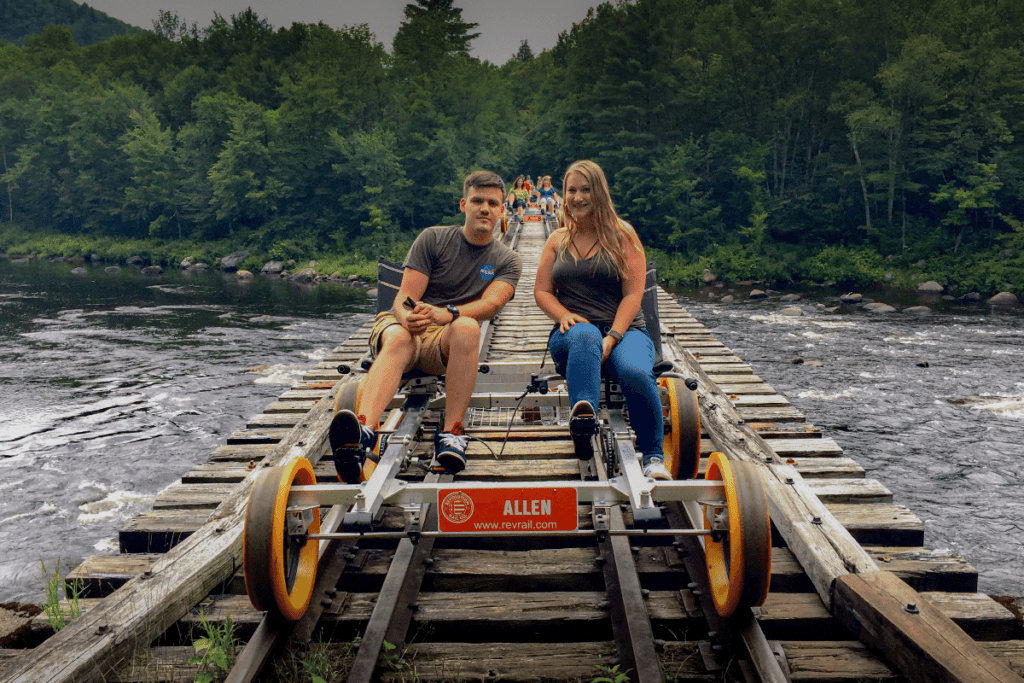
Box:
[329,160,671,485]
[506,174,562,217]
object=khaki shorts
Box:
[368,311,448,376]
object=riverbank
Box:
[2,227,1022,303]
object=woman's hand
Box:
[558,311,589,333]
[601,335,617,362]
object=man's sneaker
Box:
[434,422,468,474]
[329,409,376,484]
[569,400,597,461]
[642,456,672,481]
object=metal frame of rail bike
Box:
[241,221,771,626]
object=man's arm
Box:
[394,268,431,334]
[398,267,515,327]
[458,280,514,321]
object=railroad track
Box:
[5,215,1022,683]
[220,216,787,682]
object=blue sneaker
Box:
[434,422,468,474]
[330,409,376,484]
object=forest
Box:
[1,0,1023,292]
[0,0,140,47]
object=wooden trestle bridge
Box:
[1,211,1023,683]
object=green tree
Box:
[207,98,288,229]
[121,109,185,239]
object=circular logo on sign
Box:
[440,491,474,524]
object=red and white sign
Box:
[437,487,578,533]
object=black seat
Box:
[374,255,403,314]
[641,261,674,377]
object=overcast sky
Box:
[80,0,600,65]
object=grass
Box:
[0,225,414,283]
[188,611,238,683]
[266,638,358,683]
[38,558,82,633]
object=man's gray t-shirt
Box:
[404,226,522,306]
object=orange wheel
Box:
[333,376,364,415]
[332,377,379,483]
[659,377,701,480]
[243,457,320,621]
[703,452,771,617]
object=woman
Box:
[536,175,561,214]
[534,160,668,479]
[506,176,529,217]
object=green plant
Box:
[591,659,632,683]
[39,559,82,632]
[381,639,433,683]
[188,612,237,683]
[298,641,333,683]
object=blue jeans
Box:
[548,323,664,460]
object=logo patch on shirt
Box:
[480,264,496,281]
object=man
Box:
[331,170,523,482]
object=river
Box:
[0,258,1021,604]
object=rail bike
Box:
[241,219,771,627]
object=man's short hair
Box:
[464,170,505,198]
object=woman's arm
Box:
[602,226,646,360]
[534,230,590,332]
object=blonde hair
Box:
[559,159,637,279]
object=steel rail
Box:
[666,501,791,683]
[345,473,450,683]
[586,458,666,683]
[223,505,360,683]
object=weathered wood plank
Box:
[118,509,209,553]
[803,478,892,504]
[827,504,925,547]
[730,394,793,408]
[706,373,766,384]
[225,428,290,445]
[768,437,843,456]
[750,422,823,438]
[261,400,317,414]
[245,413,302,429]
[736,405,807,422]
[1,384,344,683]
[67,554,246,598]
[180,460,338,485]
[152,483,237,509]
[108,639,1024,683]
[717,383,780,395]
[208,443,274,462]
[864,547,978,593]
[833,571,1022,683]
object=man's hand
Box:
[401,301,450,334]
[399,306,431,335]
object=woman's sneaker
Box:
[569,400,597,461]
[642,456,672,481]
[434,422,468,474]
[329,409,377,484]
